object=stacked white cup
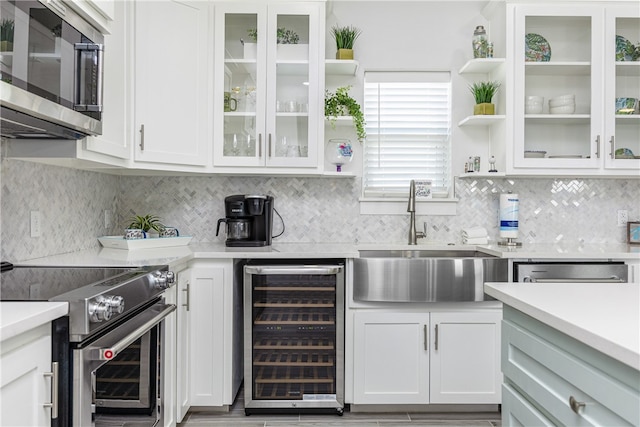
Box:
[525,95,544,114]
[549,94,575,114]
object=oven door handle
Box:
[91,303,176,361]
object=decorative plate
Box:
[525,33,551,62]
[615,35,635,62]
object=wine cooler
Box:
[244,262,344,415]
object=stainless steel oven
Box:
[0,0,104,138]
[0,263,175,427]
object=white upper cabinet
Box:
[604,5,640,171]
[212,2,324,173]
[507,3,640,176]
[133,0,211,169]
[65,0,114,34]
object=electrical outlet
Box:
[30,210,41,237]
[104,210,112,228]
[617,209,628,227]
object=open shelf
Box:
[458,115,505,127]
[459,58,505,74]
[325,59,359,75]
[525,61,591,76]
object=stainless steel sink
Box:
[353,250,508,302]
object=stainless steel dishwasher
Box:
[513,262,628,283]
[243,261,344,415]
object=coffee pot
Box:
[216,195,274,247]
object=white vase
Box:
[325,139,353,172]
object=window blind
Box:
[363,71,451,197]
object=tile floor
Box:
[178,389,502,427]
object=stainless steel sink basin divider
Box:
[353,251,508,303]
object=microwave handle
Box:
[74,43,104,113]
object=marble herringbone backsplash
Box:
[2,157,639,261]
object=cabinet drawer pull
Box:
[43,362,59,419]
[424,324,428,351]
[609,136,615,159]
[595,135,600,159]
[258,134,262,157]
[569,396,585,414]
[268,134,272,157]
[182,281,190,311]
[435,324,439,350]
[139,124,145,151]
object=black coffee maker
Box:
[216,195,274,247]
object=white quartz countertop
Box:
[0,302,68,342]
[14,242,639,268]
[478,242,640,260]
[484,282,640,370]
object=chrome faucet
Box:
[407,180,426,245]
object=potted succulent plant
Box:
[325,85,366,142]
[128,214,164,237]
[0,19,14,52]
[330,24,362,60]
[469,80,500,115]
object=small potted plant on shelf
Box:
[469,80,500,115]
[325,85,366,142]
[0,18,14,52]
[244,27,304,60]
[128,214,164,237]
[330,24,362,60]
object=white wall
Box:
[325,1,499,176]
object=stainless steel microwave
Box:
[0,0,104,139]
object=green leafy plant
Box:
[247,27,299,44]
[0,19,14,43]
[468,81,501,104]
[330,25,361,50]
[128,214,164,232]
[325,86,366,142]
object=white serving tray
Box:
[98,236,192,250]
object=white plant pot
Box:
[243,43,257,59]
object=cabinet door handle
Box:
[268,134,272,157]
[423,324,428,351]
[595,135,600,158]
[609,136,615,159]
[569,396,586,414]
[139,124,145,151]
[43,362,59,419]
[258,134,262,157]
[435,324,439,351]
[182,281,190,311]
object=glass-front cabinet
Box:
[213,2,323,171]
[604,6,640,171]
[508,4,639,176]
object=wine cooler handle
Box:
[245,265,343,275]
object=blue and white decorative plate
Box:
[616,35,635,62]
[525,33,551,62]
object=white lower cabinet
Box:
[176,260,237,422]
[502,306,640,427]
[162,283,178,427]
[352,309,502,405]
[0,324,55,426]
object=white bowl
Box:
[549,104,576,114]
[526,95,544,103]
[525,104,543,114]
[549,94,575,105]
[549,99,575,108]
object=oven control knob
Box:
[152,271,175,290]
[104,295,125,315]
[89,299,112,322]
